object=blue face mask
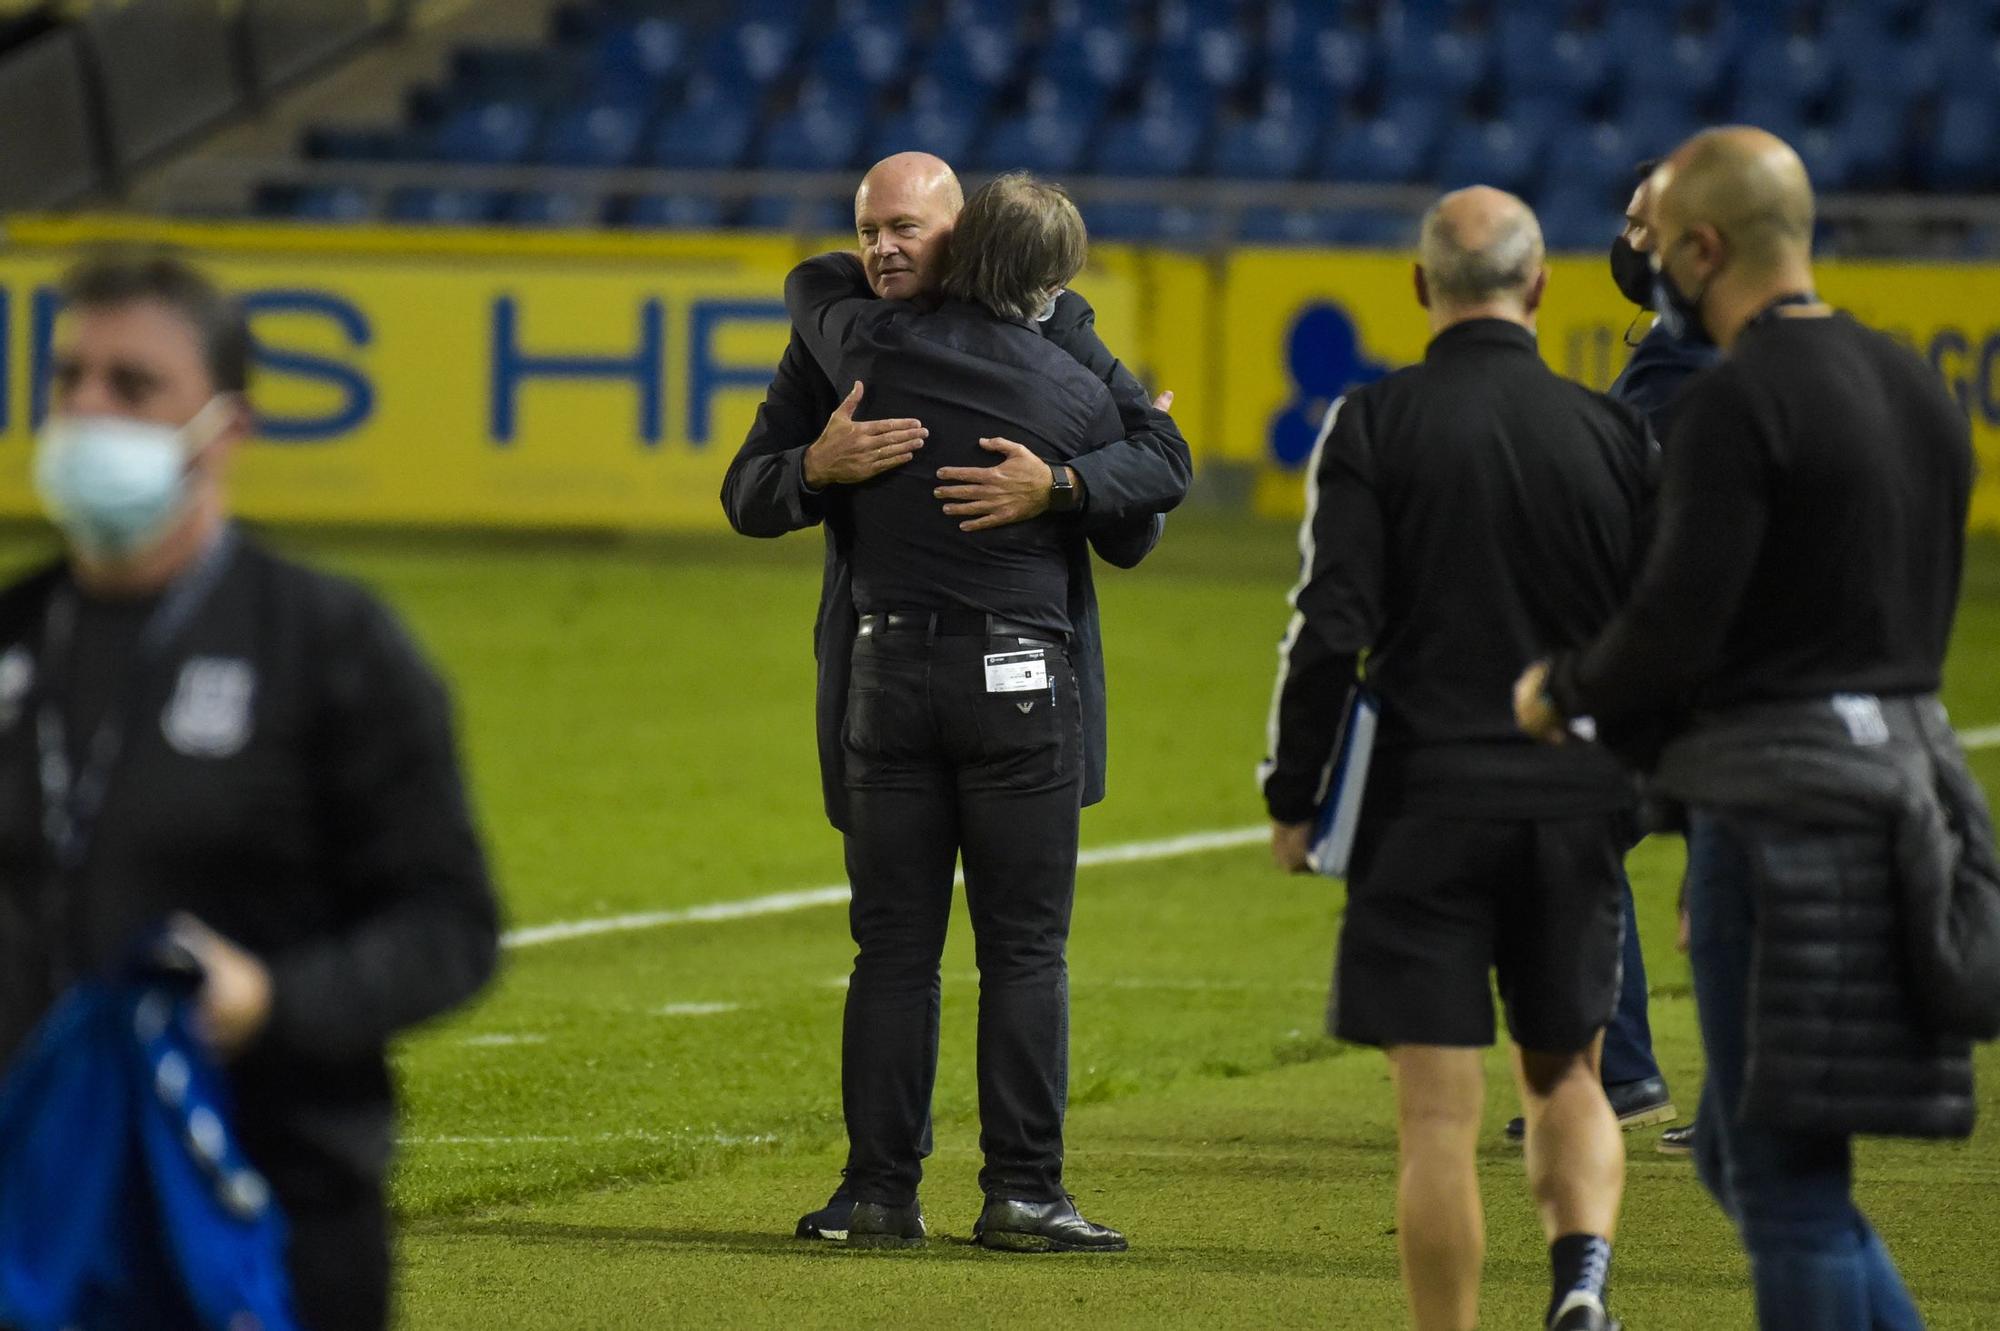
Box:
[32,400,227,561]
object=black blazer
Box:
[722,255,1192,830]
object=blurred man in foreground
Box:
[0,253,500,1328]
[1518,128,1982,1331]
[722,152,1189,1241]
[1264,189,1651,1331]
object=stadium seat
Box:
[928,22,1022,92]
[740,194,853,232]
[1832,94,1912,189]
[1327,209,1417,249]
[907,71,997,123]
[971,112,1090,175]
[1204,94,1326,180]
[1147,24,1252,94]
[863,107,981,166]
[1021,74,1112,128]
[1724,92,1808,147]
[592,17,693,99]
[1621,27,1736,110]
[1237,207,1344,246]
[1535,184,1622,252]
[1932,12,2000,97]
[537,101,645,168]
[755,83,870,172]
[1380,19,1490,102]
[285,185,376,223]
[808,26,912,93]
[1793,126,1855,193]
[1617,94,1701,162]
[450,45,580,105]
[834,0,919,25]
[431,101,541,165]
[1040,20,1141,94]
[1736,30,1835,109]
[503,191,601,227]
[698,16,804,90]
[1092,107,1210,177]
[647,78,757,169]
[1268,7,1373,102]
[1539,119,1639,213]
[1319,112,1436,186]
[615,193,727,229]
[386,187,503,225]
[1921,94,2000,192]
[1435,117,1545,197]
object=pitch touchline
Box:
[503,724,2000,952]
[502,825,1268,949]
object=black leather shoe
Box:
[973,1195,1127,1253]
[1506,1076,1677,1144]
[795,1185,854,1240]
[844,1199,926,1249]
[1658,1120,1696,1156]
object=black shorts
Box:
[1332,811,1627,1052]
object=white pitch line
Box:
[503,824,1266,950]
[502,723,2000,955]
[402,1130,778,1148]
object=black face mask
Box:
[1655,241,1716,349]
[1608,234,1654,307]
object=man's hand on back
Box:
[931,389,1175,533]
[802,381,927,489]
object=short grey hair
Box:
[1417,197,1545,307]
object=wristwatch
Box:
[1047,463,1080,513]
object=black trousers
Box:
[286,1175,391,1331]
[840,628,1084,1205]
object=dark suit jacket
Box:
[721,254,1192,830]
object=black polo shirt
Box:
[1262,319,1657,822]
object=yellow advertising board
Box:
[0,221,1144,530]
[1216,250,2000,531]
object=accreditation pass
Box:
[984,649,1048,693]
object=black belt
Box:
[856,611,1064,644]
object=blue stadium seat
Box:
[386,188,503,225]
[1535,184,1622,253]
[1931,9,2000,96]
[1021,74,1111,127]
[1092,108,1210,177]
[1435,117,1545,196]
[835,0,918,24]
[755,83,870,171]
[431,100,541,164]
[699,16,804,89]
[1617,94,1700,162]
[1793,126,1855,193]
[1320,112,1437,185]
[863,108,981,165]
[1921,94,2000,191]
[808,25,912,92]
[503,191,601,227]
[944,0,1027,26]
[1831,95,1911,189]
[971,112,1090,175]
[1131,77,1217,127]
[538,101,645,167]
[1268,8,1373,101]
[1082,201,1171,242]
[1539,119,1638,213]
[1327,209,1416,250]
[1737,31,1835,108]
[284,185,375,223]
[1724,92,1808,146]
[1205,100,1325,180]
[908,71,997,122]
[592,17,693,98]
[1236,207,1344,246]
[615,193,727,229]
[1621,27,1736,109]
[1040,20,1140,93]
[928,22,1022,91]
[740,194,852,232]
[1380,20,1490,102]
[647,80,757,169]
[1147,24,1252,93]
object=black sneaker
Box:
[795,1185,854,1240]
[845,1199,926,1249]
[1505,1075,1676,1144]
[1658,1120,1696,1156]
[973,1195,1128,1253]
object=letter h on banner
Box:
[490,296,665,446]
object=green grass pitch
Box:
[10,513,2000,1329]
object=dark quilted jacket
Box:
[1652,694,2000,1139]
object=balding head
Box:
[1415,186,1547,327]
[1654,127,1814,277]
[854,152,964,300]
